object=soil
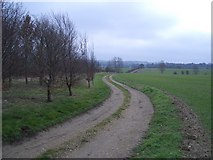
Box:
[2,76,124,158]
[170,95,211,158]
[61,76,154,158]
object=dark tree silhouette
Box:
[21,14,34,84]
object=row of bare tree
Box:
[105,57,123,73]
[2,2,98,102]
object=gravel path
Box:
[2,76,124,158]
[61,76,154,158]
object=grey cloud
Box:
[23,2,210,63]
[65,3,177,39]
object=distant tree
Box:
[105,61,114,72]
[117,57,123,73]
[80,35,93,88]
[90,46,96,85]
[193,65,199,74]
[181,70,184,75]
[139,64,144,69]
[112,57,123,73]
[159,61,165,74]
[173,71,177,75]
[95,61,103,72]
[112,57,118,72]
[186,70,189,75]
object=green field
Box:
[114,68,211,132]
[2,74,110,143]
[121,67,131,73]
[113,68,211,158]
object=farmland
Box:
[114,68,211,132]
[113,68,211,158]
[2,74,110,143]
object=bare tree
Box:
[117,57,123,73]
[33,18,46,85]
[34,16,63,102]
[53,14,80,96]
[21,14,34,84]
[80,35,92,88]
[112,57,123,73]
[79,35,96,88]
[2,1,26,86]
[159,60,165,74]
[105,60,112,72]
[2,4,98,101]
[89,45,96,85]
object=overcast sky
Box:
[21,0,211,63]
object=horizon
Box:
[97,59,212,64]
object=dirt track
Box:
[3,74,210,158]
[60,76,154,158]
[170,95,211,158]
[3,76,124,158]
[3,75,154,158]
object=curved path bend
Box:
[3,76,124,158]
[3,75,154,158]
[61,76,154,158]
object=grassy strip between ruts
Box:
[113,75,183,158]
[38,75,131,158]
[2,73,110,143]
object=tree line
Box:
[2,2,98,102]
[105,57,123,73]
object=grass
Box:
[114,68,211,132]
[121,67,131,73]
[113,75,183,158]
[39,75,131,158]
[2,73,110,143]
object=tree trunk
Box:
[25,76,28,84]
[47,84,52,102]
[9,76,12,88]
[39,76,43,86]
[87,79,90,88]
[68,84,72,96]
[25,56,28,84]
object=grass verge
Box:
[38,75,131,158]
[2,73,110,143]
[113,75,183,158]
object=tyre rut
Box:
[59,76,154,158]
[3,76,124,158]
